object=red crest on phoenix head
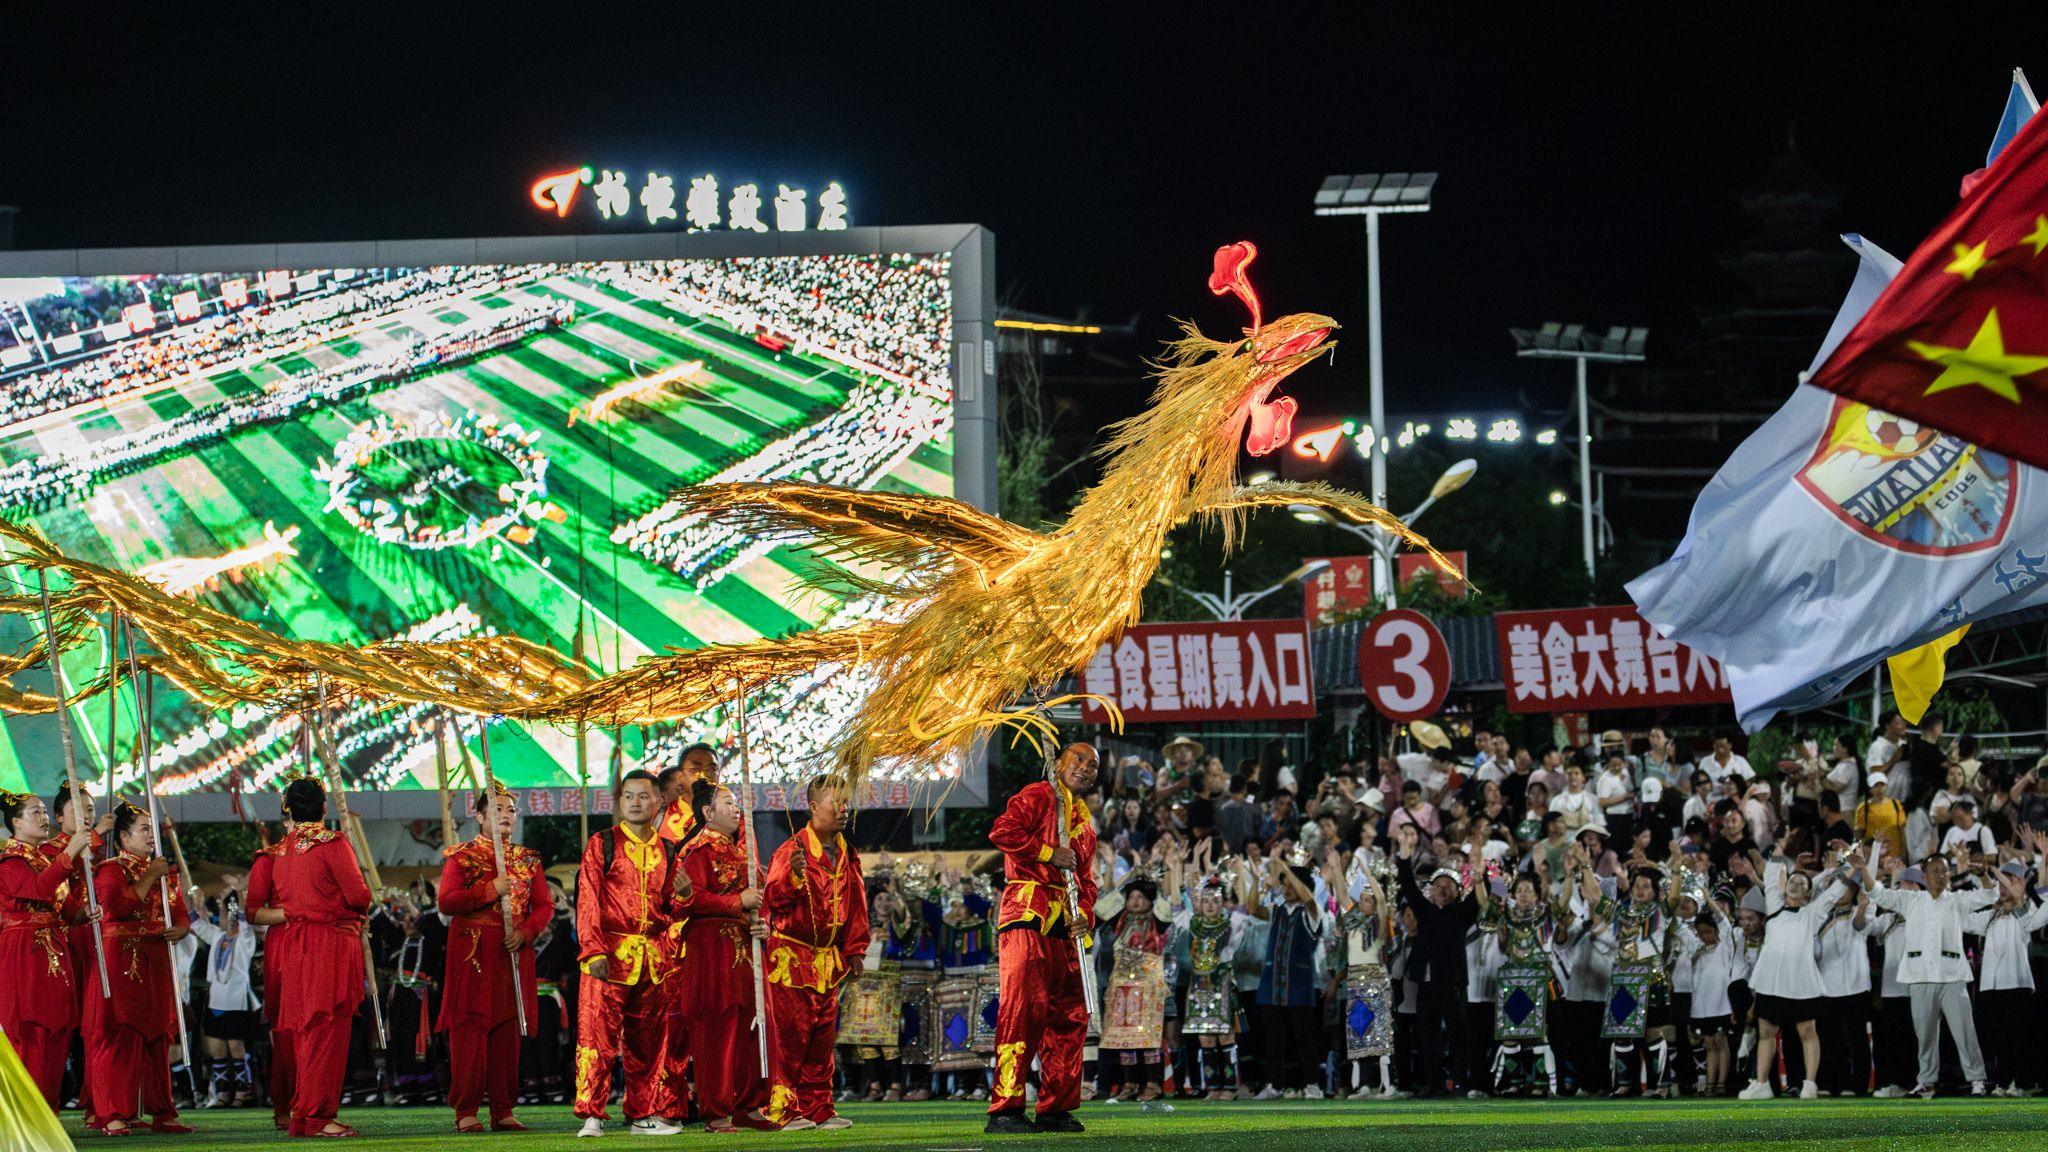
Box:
[1209,241,1335,458]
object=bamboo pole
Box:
[735,682,769,1077]
[37,571,110,998]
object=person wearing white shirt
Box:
[1731,851,1856,1100]
[1703,734,1755,791]
[1813,886,1873,1096]
[1866,867,1922,1098]
[1865,713,1910,811]
[1686,901,1743,1096]
[189,886,262,1108]
[1549,766,1597,836]
[1865,854,1997,1096]
[1938,801,1995,857]
[1593,757,1636,849]
[1823,735,1861,814]
[1966,860,2048,1095]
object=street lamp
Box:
[1316,171,1437,604]
[1547,490,1614,553]
[1288,457,1475,608]
[1159,559,1332,621]
[1509,322,1647,581]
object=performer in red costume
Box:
[654,743,720,844]
[0,789,97,1110]
[436,781,549,1133]
[271,776,371,1139]
[573,771,683,1138]
[84,801,193,1136]
[762,774,870,1131]
[245,801,296,1132]
[50,786,111,1123]
[985,742,1099,1135]
[673,780,777,1133]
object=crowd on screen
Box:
[0,266,519,426]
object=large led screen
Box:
[0,255,956,801]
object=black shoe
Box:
[1036,1112,1085,1133]
[985,1112,1036,1135]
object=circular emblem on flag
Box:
[1793,396,2017,556]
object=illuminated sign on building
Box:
[527,166,849,231]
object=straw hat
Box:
[1408,720,1450,751]
[1162,734,1205,758]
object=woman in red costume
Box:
[672,780,777,1133]
[436,782,549,1133]
[271,776,371,1139]
[0,788,98,1110]
[84,800,193,1136]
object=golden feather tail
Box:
[539,623,888,727]
[667,482,1043,585]
[1191,480,1473,591]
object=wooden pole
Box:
[37,571,110,998]
[133,668,199,1099]
[309,677,388,1050]
[574,607,590,845]
[434,714,457,850]
[474,719,530,1038]
[102,615,119,805]
[735,681,770,1078]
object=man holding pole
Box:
[271,775,373,1139]
[985,742,1099,1135]
[573,770,682,1138]
[673,780,778,1133]
[437,781,549,1133]
[762,774,870,1131]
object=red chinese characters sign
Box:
[1305,556,1377,625]
[1081,619,1316,724]
[1494,605,1732,714]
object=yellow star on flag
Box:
[2025,215,2048,256]
[1906,309,2048,403]
[1945,240,1989,280]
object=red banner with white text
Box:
[1081,619,1316,723]
[1494,605,1731,713]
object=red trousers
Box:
[767,980,839,1123]
[87,1024,175,1124]
[447,1019,520,1123]
[689,1005,767,1123]
[575,978,674,1122]
[4,1022,69,1112]
[290,1011,353,1128]
[268,1026,297,1126]
[988,929,1087,1117]
[661,979,691,1117]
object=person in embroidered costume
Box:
[1328,848,1401,1098]
[1474,854,1591,1097]
[572,770,681,1138]
[83,801,193,1136]
[50,786,111,1125]
[436,782,551,1133]
[1597,851,1687,1097]
[672,780,778,1132]
[269,776,372,1138]
[762,773,870,1130]
[984,741,1098,1135]
[0,789,97,1110]
[1175,851,1250,1101]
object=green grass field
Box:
[0,268,952,797]
[54,1099,2048,1151]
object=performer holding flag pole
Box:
[985,739,1098,1135]
[736,680,771,1080]
[308,676,389,1053]
[125,649,201,1104]
[35,571,110,1000]
[435,716,546,1133]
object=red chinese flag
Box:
[1806,109,2048,469]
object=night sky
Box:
[3,9,2034,427]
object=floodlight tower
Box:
[1509,322,1648,580]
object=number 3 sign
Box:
[1359,609,1449,722]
